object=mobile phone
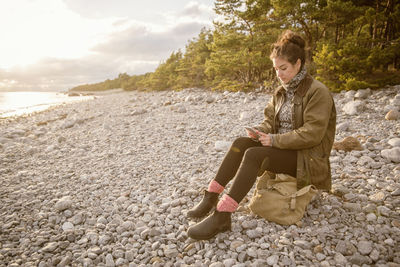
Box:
[244,126,260,138]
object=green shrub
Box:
[343,77,371,91]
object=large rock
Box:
[214,141,231,152]
[390,98,400,106]
[385,110,400,120]
[54,196,73,212]
[336,122,350,132]
[335,240,357,256]
[344,90,356,100]
[239,112,252,121]
[333,136,363,152]
[357,241,373,255]
[354,88,371,99]
[381,147,400,163]
[388,138,400,147]
[342,100,365,115]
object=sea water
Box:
[0,91,94,118]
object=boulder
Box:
[54,196,73,212]
[354,88,371,99]
[214,141,231,152]
[388,138,400,147]
[336,122,350,132]
[390,98,400,106]
[385,110,400,120]
[381,147,400,163]
[342,100,365,115]
[333,136,363,152]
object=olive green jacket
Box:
[256,74,336,191]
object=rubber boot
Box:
[187,210,231,240]
[187,190,219,218]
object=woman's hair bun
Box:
[270,30,307,68]
[280,31,305,49]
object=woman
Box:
[187,30,336,240]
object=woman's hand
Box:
[246,128,259,140]
[257,131,272,147]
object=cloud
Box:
[92,21,207,61]
[0,56,158,91]
[179,1,214,19]
[0,1,215,91]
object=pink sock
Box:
[216,194,238,213]
[207,180,224,194]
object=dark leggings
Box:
[214,137,297,203]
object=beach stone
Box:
[205,96,215,103]
[62,222,74,231]
[239,112,251,121]
[209,263,224,267]
[105,253,115,267]
[334,253,347,265]
[98,235,111,246]
[54,196,72,212]
[246,229,262,239]
[336,122,350,132]
[125,250,135,262]
[357,241,373,255]
[58,255,72,266]
[316,253,326,261]
[369,191,386,202]
[215,141,231,152]
[293,240,311,250]
[343,100,365,115]
[252,259,268,267]
[335,240,357,256]
[42,242,58,253]
[266,255,279,266]
[61,120,76,129]
[349,253,370,265]
[344,90,356,99]
[390,98,400,106]
[369,249,380,261]
[388,138,400,147]
[177,106,187,113]
[366,213,377,221]
[164,248,179,258]
[354,88,371,99]
[230,241,244,250]
[131,109,146,115]
[331,184,349,197]
[115,258,125,266]
[385,110,400,120]
[377,206,391,216]
[357,155,374,166]
[333,136,363,151]
[343,202,361,212]
[381,147,400,163]
[121,221,134,231]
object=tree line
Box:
[71,0,400,93]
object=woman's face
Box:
[272,57,301,84]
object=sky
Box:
[0,0,216,91]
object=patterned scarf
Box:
[281,65,307,91]
[277,66,307,134]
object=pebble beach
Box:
[1,86,399,266]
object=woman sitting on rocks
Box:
[187,30,337,240]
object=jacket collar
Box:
[274,74,313,97]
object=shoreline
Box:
[0,91,96,120]
[0,86,399,266]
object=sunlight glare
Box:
[0,0,116,69]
